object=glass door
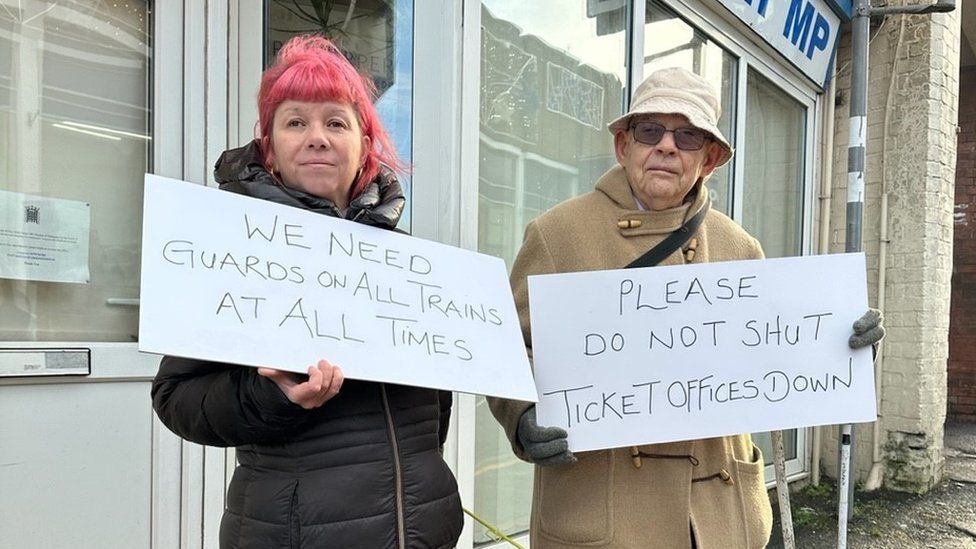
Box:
[0,2,160,547]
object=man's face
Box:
[614,113,723,211]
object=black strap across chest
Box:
[624,207,707,269]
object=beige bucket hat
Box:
[608,67,734,167]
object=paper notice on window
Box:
[0,190,91,284]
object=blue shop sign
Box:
[718,0,848,89]
[827,0,854,19]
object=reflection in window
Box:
[475,1,627,543]
[265,0,414,229]
[743,69,806,259]
[643,0,736,214]
[0,1,151,341]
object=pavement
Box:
[767,421,976,548]
[945,421,976,485]
[943,421,976,545]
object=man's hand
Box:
[517,406,577,467]
[849,308,885,350]
[258,359,344,410]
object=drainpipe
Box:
[863,13,907,492]
[811,67,838,487]
[864,192,889,490]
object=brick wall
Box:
[820,9,960,493]
[948,66,976,422]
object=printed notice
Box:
[139,175,536,401]
[529,253,877,452]
[0,189,91,284]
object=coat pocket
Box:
[732,445,773,548]
[536,450,613,545]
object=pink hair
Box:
[257,35,404,199]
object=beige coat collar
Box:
[594,165,710,236]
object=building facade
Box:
[0,0,968,547]
[820,5,962,494]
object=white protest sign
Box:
[139,174,536,401]
[529,253,876,452]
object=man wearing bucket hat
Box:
[488,67,884,548]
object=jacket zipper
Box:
[380,384,406,549]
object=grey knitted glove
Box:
[517,406,577,467]
[848,308,885,350]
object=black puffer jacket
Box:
[151,141,464,549]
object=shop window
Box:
[265,0,414,229]
[0,1,151,342]
[521,156,579,223]
[644,0,737,214]
[474,0,627,543]
[478,141,519,267]
[742,68,806,259]
[470,3,815,542]
[739,70,806,465]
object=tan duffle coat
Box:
[489,166,774,549]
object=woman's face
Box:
[270,100,370,210]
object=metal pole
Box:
[839,2,954,547]
[772,430,796,548]
[838,0,870,546]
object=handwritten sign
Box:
[528,253,876,452]
[139,175,536,401]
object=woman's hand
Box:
[257,359,344,409]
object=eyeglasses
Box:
[629,121,710,151]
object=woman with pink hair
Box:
[152,35,463,549]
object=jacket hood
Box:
[213,140,405,230]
